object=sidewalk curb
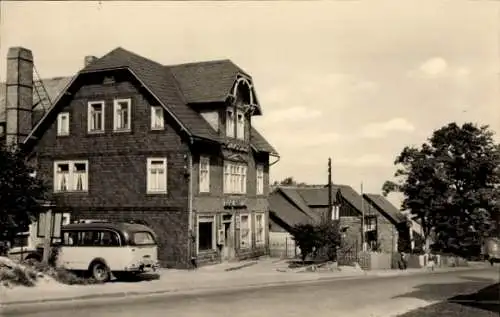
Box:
[0,266,488,308]
[224,261,259,272]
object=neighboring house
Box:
[269,185,414,254]
[362,193,411,253]
[0,46,279,268]
[269,184,374,251]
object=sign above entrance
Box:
[223,142,250,153]
[223,199,247,208]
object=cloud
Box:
[335,154,391,167]
[418,57,448,77]
[266,130,342,148]
[408,57,470,81]
[359,117,416,139]
[259,72,379,114]
[264,106,322,124]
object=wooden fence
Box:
[269,232,300,259]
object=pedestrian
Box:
[427,253,436,271]
[397,251,407,270]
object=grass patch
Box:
[0,257,102,288]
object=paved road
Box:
[3,268,499,317]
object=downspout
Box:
[187,136,196,268]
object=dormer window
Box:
[226,109,235,138]
[236,110,245,140]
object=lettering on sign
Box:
[224,142,249,153]
[223,199,247,208]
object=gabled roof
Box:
[269,193,314,229]
[363,193,408,224]
[295,185,377,216]
[79,47,220,142]
[337,185,377,216]
[295,186,341,206]
[269,184,377,228]
[169,60,246,104]
[169,60,262,115]
[278,187,321,223]
[250,127,278,156]
[2,47,276,155]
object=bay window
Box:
[223,161,247,194]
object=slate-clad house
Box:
[0,46,279,268]
[269,185,410,253]
[363,193,411,253]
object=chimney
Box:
[84,55,98,67]
[5,47,33,147]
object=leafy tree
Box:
[383,122,500,258]
[290,221,341,262]
[316,220,342,261]
[272,177,314,188]
[381,180,400,197]
[290,223,320,262]
[0,145,48,255]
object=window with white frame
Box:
[239,214,251,248]
[256,165,264,195]
[236,110,245,139]
[88,101,105,133]
[113,99,131,131]
[147,158,167,193]
[151,106,164,130]
[223,161,247,194]
[199,156,210,193]
[197,215,216,252]
[331,205,340,220]
[226,109,235,137]
[53,161,88,192]
[57,112,70,136]
[254,213,265,245]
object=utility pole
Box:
[360,182,365,251]
[42,209,53,265]
[327,157,332,221]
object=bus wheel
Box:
[90,261,110,283]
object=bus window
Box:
[76,231,100,246]
[132,232,155,245]
[100,231,120,246]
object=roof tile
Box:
[82,47,220,142]
[364,193,407,224]
[1,47,277,154]
[169,60,247,104]
[250,127,278,156]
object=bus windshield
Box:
[132,231,155,245]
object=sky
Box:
[1,0,499,208]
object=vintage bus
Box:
[57,220,160,282]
